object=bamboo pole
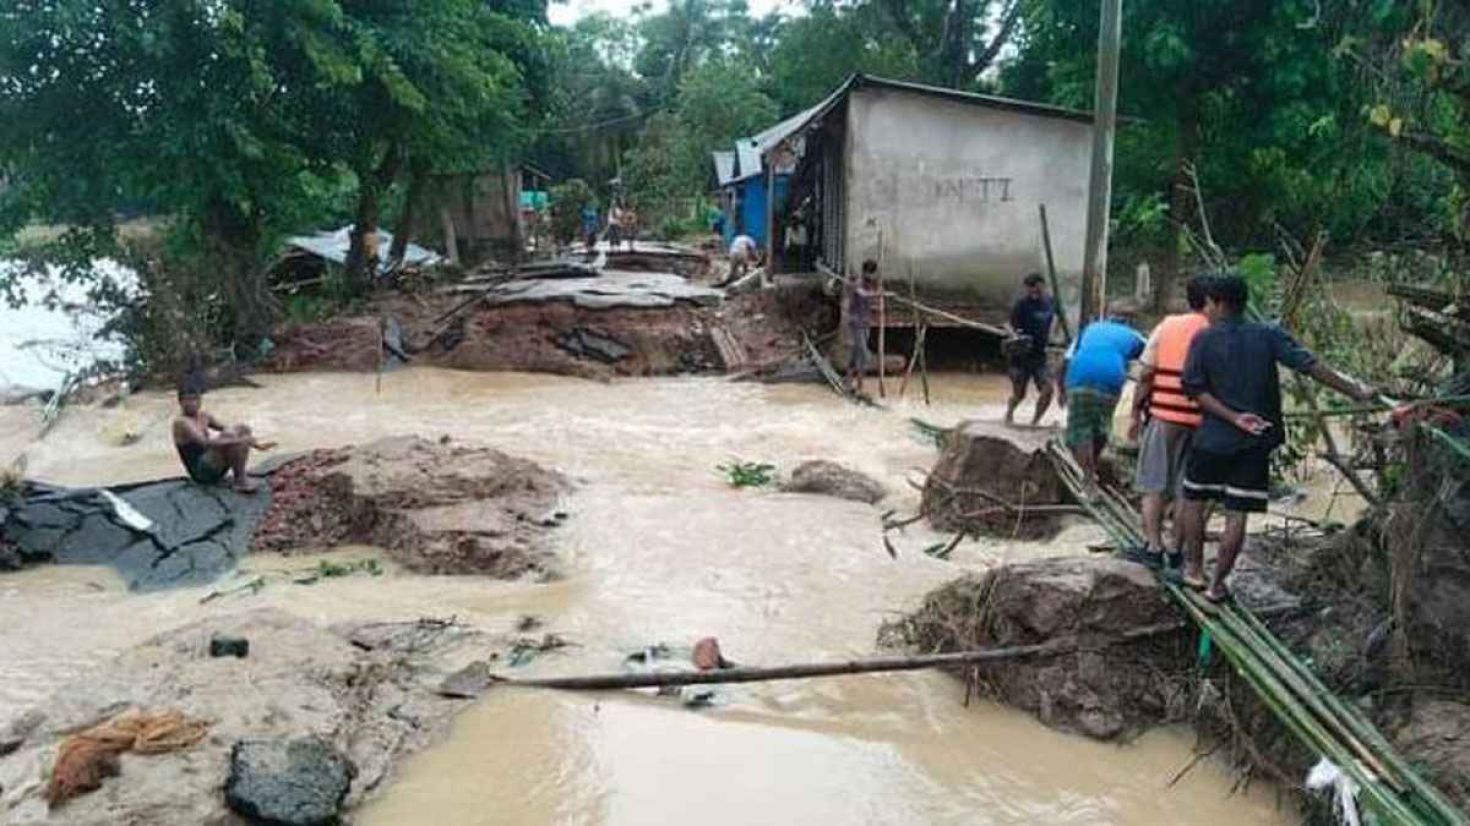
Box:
[1038,204,1073,344]
[881,292,1010,338]
[499,622,1184,692]
[1050,433,1459,826]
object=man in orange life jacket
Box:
[1127,274,1214,574]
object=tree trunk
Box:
[346,146,404,294]
[943,0,971,88]
[1158,98,1199,312]
[388,158,430,268]
[203,199,275,355]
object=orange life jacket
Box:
[1148,312,1210,427]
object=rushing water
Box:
[0,368,1292,825]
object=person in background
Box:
[709,205,726,239]
[1004,273,1056,427]
[621,204,638,251]
[1179,274,1375,603]
[172,374,275,493]
[581,201,600,252]
[1128,274,1214,572]
[845,259,882,396]
[1058,313,1146,486]
[606,202,625,249]
[727,233,761,283]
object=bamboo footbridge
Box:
[1044,439,1466,826]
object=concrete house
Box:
[716,74,1095,325]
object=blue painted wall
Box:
[725,174,789,248]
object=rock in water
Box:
[226,737,355,826]
[889,557,1187,740]
[780,460,887,504]
[921,421,1069,539]
[438,661,493,699]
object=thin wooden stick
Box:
[878,272,888,398]
[500,622,1185,691]
[1038,204,1073,344]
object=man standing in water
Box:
[1058,312,1145,486]
[172,375,275,493]
[1004,273,1056,427]
[1128,274,1214,573]
[1179,274,1374,602]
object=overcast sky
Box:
[548,0,793,28]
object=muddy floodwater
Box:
[0,368,1293,825]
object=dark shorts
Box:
[1065,388,1118,448]
[1008,353,1051,393]
[184,451,228,485]
[1181,448,1271,513]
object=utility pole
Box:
[1079,0,1122,326]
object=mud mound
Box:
[428,301,723,377]
[921,422,1071,539]
[886,557,1190,740]
[0,609,481,825]
[268,319,384,373]
[254,437,568,578]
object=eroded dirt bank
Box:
[0,370,1293,825]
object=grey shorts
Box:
[849,325,870,371]
[1134,418,1195,496]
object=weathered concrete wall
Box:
[843,88,1092,320]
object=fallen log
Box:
[495,621,1184,692]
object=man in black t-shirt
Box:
[1004,273,1055,426]
[1178,274,1374,602]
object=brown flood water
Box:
[0,368,1292,825]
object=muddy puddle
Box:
[0,368,1292,824]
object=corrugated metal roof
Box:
[848,74,1095,124]
[286,226,441,274]
[712,151,737,186]
[734,140,762,182]
[721,73,1098,186]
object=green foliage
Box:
[0,0,545,367]
[718,460,777,488]
[293,557,384,585]
[549,178,597,245]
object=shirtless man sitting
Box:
[172,376,274,492]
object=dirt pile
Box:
[269,318,385,373]
[921,422,1073,539]
[0,609,485,825]
[254,436,569,579]
[886,557,1190,740]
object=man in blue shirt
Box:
[1058,315,1146,484]
[1178,274,1374,602]
[1004,273,1056,426]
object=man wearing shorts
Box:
[1058,315,1145,485]
[1179,274,1374,602]
[844,260,881,395]
[1004,273,1055,426]
[1128,274,1213,572]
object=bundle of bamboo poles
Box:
[1046,440,1466,826]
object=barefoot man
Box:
[1179,274,1374,602]
[172,375,274,492]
